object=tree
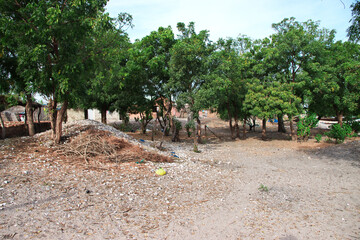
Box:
[117,27,176,135]
[308,41,360,125]
[169,22,214,146]
[271,17,333,140]
[0,0,115,143]
[76,13,132,124]
[195,37,252,139]
[0,32,38,136]
[0,42,13,138]
[348,0,360,43]
[139,27,176,136]
[244,37,301,140]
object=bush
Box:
[173,118,182,131]
[172,118,182,142]
[325,124,353,143]
[348,120,360,133]
[185,120,195,137]
[297,113,319,141]
[315,133,322,143]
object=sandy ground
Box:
[0,118,359,240]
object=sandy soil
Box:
[0,118,359,240]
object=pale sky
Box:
[105,0,355,42]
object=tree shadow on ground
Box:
[301,140,360,167]
[205,125,293,142]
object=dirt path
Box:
[0,120,359,240]
[161,139,360,239]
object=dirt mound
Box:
[34,121,172,169]
[57,128,172,165]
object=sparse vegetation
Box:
[185,120,196,137]
[258,184,269,192]
[325,123,353,143]
[315,133,323,143]
[297,113,319,141]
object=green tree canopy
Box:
[0,0,110,142]
[348,0,360,43]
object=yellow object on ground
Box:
[155,168,166,176]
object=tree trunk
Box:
[262,118,267,140]
[193,128,199,152]
[151,119,157,141]
[169,115,174,138]
[171,124,180,142]
[37,107,41,123]
[165,102,173,137]
[336,111,343,126]
[123,113,129,124]
[196,117,202,144]
[158,99,173,148]
[141,123,146,134]
[25,94,36,136]
[55,100,68,144]
[234,115,240,139]
[289,116,297,141]
[0,114,5,139]
[242,118,247,139]
[227,102,235,139]
[48,99,57,138]
[233,101,241,139]
[171,120,178,142]
[229,117,235,139]
[277,114,286,133]
[84,109,88,119]
[101,108,107,124]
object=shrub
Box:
[315,133,322,143]
[173,118,182,131]
[185,120,195,137]
[348,120,360,133]
[325,123,353,143]
[171,118,182,142]
[297,113,319,141]
[193,143,201,153]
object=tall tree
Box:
[308,41,360,125]
[169,22,214,146]
[0,32,37,136]
[245,38,301,140]
[0,0,113,143]
[136,26,176,136]
[271,17,333,140]
[76,13,132,124]
[195,37,252,139]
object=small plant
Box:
[185,120,195,137]
[258,184,269,192]
[193,144,201,153]
[297,113,319,141]
[315,133,322,143]
[325,123,353,144]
